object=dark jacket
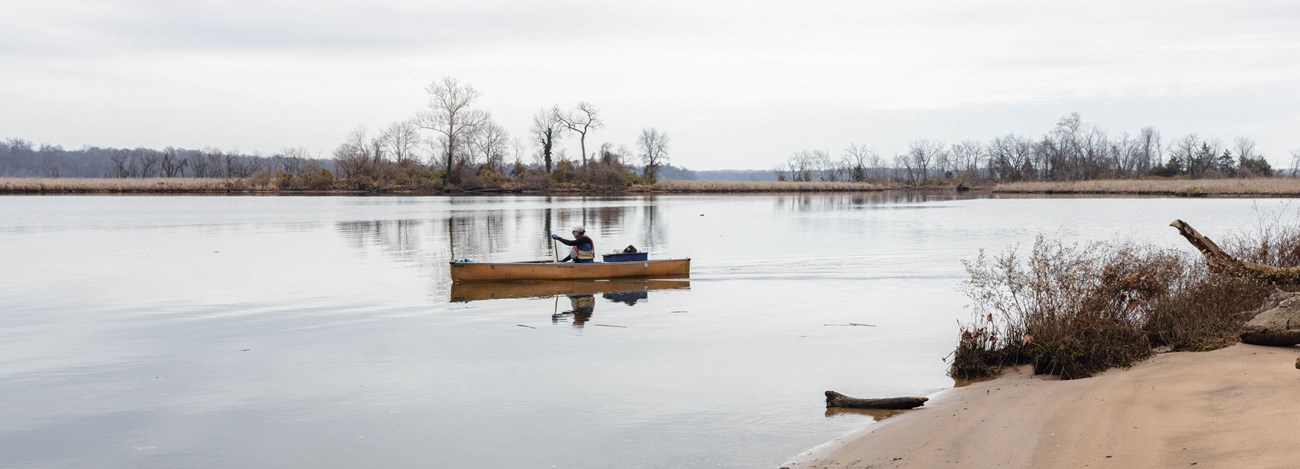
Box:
[555,234,595,262]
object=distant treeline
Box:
[778,113,1293,184]
[0,139,337,182]
[10,108,1297,192]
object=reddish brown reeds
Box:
[994,178,1300,197]
[649,180,889,193]
[0,177,273,193]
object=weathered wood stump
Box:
[1171,220,1300,346]
[825,390,928,409]
[1171,219,1300,285]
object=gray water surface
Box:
[0,193,1283,468]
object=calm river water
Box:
[0,193,1287,468]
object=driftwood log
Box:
[825,391,928,409]
[1171,219,1300,285]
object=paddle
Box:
[551,236,560,262]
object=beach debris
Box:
[1240,296,1300,346]
[516,324,536,329]
[593,324,628,328]
[824,390,928,409]
[1172,219,1300,285]
[822,323,876,327]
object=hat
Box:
[571,226,585,233]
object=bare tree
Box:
[509,137,527,175]
[222,147,246,178]
[637,127,670,183]
[1137,127,1161,173]
[1168,135,1220,178]
[908,139,946,184]
[1233,137,1258,162]
[787,150,815,182]
[134,150,160,177]
[842,143,876,182]
[598,142,619,164]
[188,149,210,178]
[472,120,510,173]
[531,109,564,173]
[810,149,838,181]
[108,149,131,177]
[381,120,423,166]
[773,164,788,181]
[334,126,374,179]
[949,140,984,180]
[1109,132,1139,178]
[203,148,225,178]
[893,153,915,184]
[278,147,310,176]
[160,146,188,177]
[554,102,603,166]
[367,134,385,171]
[416,77,489,184]
[987,134,1035,181]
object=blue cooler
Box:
[602,252,649,262]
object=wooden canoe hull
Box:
[449,258,690,282]
[450,279,690,302]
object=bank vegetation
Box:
[950,221,1300,380]
[994,178,1300,197]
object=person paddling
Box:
[552,226,595,263]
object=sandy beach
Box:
[786,344,1300,468]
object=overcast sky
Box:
[3,0,1299,170]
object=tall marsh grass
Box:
[650,180,888,192]
[0,178,268,193]
[994,178,1300,197]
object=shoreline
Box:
[783,343,1300,468]
[992,178,1300,197]
[10,177,1300,197]
[0,177,894,195]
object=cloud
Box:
[2,0,1300,169]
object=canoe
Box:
[449,258,690,282]
[450,279,690,302]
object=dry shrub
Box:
[1144,264,1270,351]
[953,237,1270,380]
[1224,209,1300,267]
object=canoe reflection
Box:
[450,279,690,303]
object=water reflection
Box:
[774,191,991,211]
[446,211,508,259]
[332,197,671,290]
[450,279,689,302]
[336,219,426,259]
[552,294,596,327]
[824,407,907,422]
[641,200,665,248]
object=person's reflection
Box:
[552,294,596,328]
